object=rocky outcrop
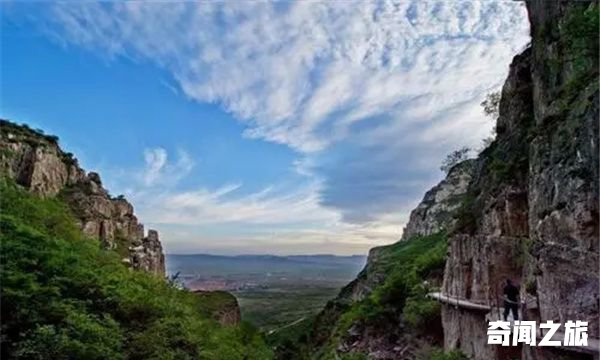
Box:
[335,322,423,360]
[401,160,473,241]
[0,125,85,196]
[525,1,599,358]
[193,290,242,326]
[310,3,598,359]
[308,163,472,358]
[327,160,473,308]
[0,120,166,275]
[441,45,534,360]
[129,230,166,275]
[441,2,599,359]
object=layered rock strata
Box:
[0,120,165,275]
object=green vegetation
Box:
[1,119,60,147]
[453,114,531,236]
[339,354,368,360]
[302,233,448,359]
[452,191,478,235]
[0,180,272,360]
[238,286,342,332]
[403,287,442,330]
[440,147,471,174]
[563,3,599,79]
[534,2,598,103]
[268,317,314,360]
[113,229,131,259]
[481,91,501,120]
[61,151,78,166]
[547,3,599,109]
[525,278,537,296]
[193,290,239,321]
[428,349,469,360]
[337,232,447,338]
[278,233,448,359]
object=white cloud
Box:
[105,147,406,254]
[143,148,167,186]
[47,0,529,154]
[146,182,336,226]
[139,147,194,187]
[33,1,532,253]
[154,208,405,255]
[112,148,337,227]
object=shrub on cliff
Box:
[337,232,447,335]
[440,147,471,174]
[428,349,469,360]
[0,180,272,360]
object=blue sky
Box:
[1,1,530,255]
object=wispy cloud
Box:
[46,1,528,152]
[143,148,168,186]
[25,1,531,253]
[145,182,334,226]
[105,147,403,254]
[112,148,336,226]
[140,147,194,187]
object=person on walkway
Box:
[503,278,520,321]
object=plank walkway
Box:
[427,292,600,355]
[427,291,491,312]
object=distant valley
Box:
[167,254,366,330]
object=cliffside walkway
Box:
[427,292,491,312]
[427,292,600,355]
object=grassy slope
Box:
[324,233,448,357]
[0,180,272,360]
[271,232,453,360]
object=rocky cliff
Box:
[0,120,165,275]
[401,160,474,242]
[334,161,474,306]
[308,2,598,359]
[441,45,534,360]
[442,1,598,359]
[307,162,473,359]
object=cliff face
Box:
[442,1,599,359]
[310,2,598,359]
[442,47,533,360]
[401,161,473,241]
[347,162,474,305]
[308,163,472,359]
[526,0,599,349]
[0,120,165,275]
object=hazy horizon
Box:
[166,252,367,258]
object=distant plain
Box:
[167,254,366,331]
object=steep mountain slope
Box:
[340,161,474,308]
[441,44,534,360]
[0,180,271,359]
[443,1,599,359]
[0,120,164,275]
[304,163,474,360]
[401,160,474,242]
[306,1,599,359]
[0,120,271,359]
